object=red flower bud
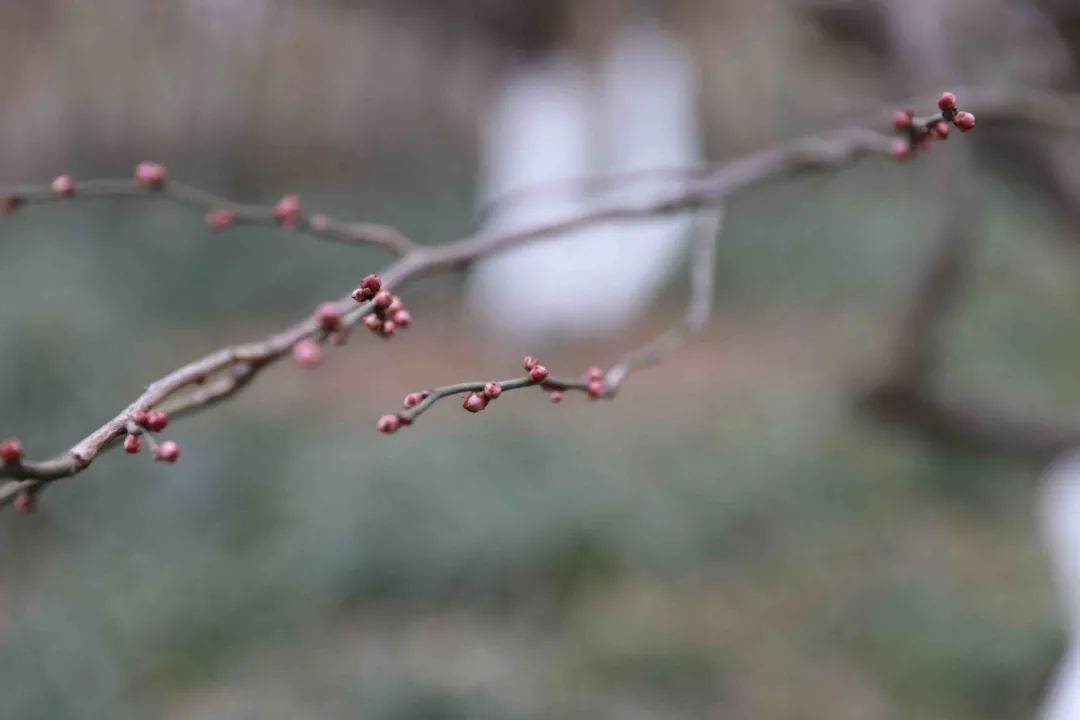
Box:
[392,309,412,328]
[378,320,397,338]
[932,122,949,140]
[953,111,975,132]
[52,174,75,197]
[891,139,912,160]
[587,367,604,381]
[377,414,400,433]
[403,392,425,408]
[155,440,180,463]
[205,208,235,229]
[522,355,538,370]
[135,161,167,189]
[587,379,606,398]
[146,410,169,432]
[364,314,383,333]
[292,338,322,366]
[892,111,912,130]
[13,492,35,514]
[483,381,502,400]
[373,290,393,309]
[387,295,404,314]
[1,195,22,213]
[937,91,957,112]
[361,274,382,294]
[314,301,343,331]
[124,433,142,454]
[529,365,550,383]
[0,437,24,463]
[132,409,149,427]
[462,392,487,413]
[548,390,564,403]
[273,194,302,227]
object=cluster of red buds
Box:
[126,409,180,463]
[352,274,413,340]
[4,425,180,514]
[291,274,413,366]
[376,357,610,434]
[530,358,607,401]
[891,91,976,160]
[463,381,504,414]
[521,355,559,402]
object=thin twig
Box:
[3,178,415,256]
[388,210,724,426]
[604,211,721,392]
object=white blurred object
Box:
[1038,452,1080,720]
[468,21,701,340]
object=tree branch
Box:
[2,176,415,255]
[379,211,724,429]
[0,91,994,509]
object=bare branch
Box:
[381,211,724,429]
[2,176,415,255]
[604,212,721,392]
[0,91,995,509]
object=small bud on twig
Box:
[0,437,24,464]
[205,208,235,230]
[463,392,487,413]
[135,162,167,189]
[314,302,343,331]
[155,440,180,463]
[373,290,393,309]
[273,194,302,227]
[51,174,75,197]
[145,411,169,432]
[292,338,322,366]
[13,492,35,514]
[954,111,976,132]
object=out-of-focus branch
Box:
[476,86,1080,220]
[603,212,721,392]
[1,175,415,255]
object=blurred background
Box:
[3,1,1080,718]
